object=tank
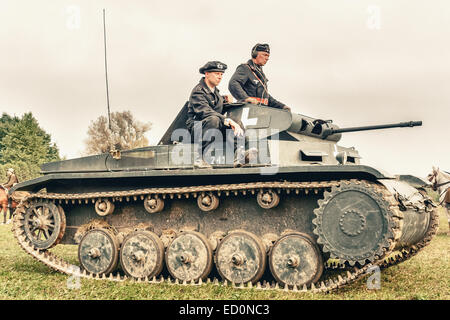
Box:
[10,103,438,292]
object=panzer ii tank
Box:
[10,103,438,292]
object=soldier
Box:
[229,43,291,111]
[1,168,18,224]
[2,168,18,189]
[186,61,244,168]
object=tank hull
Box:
[9,104,436,291]
[61,190,322,246]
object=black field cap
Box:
[199,61,227,74]
[253,43,270,54]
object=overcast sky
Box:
[1,0,449,178]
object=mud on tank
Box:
[10,103,438,292]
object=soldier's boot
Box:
[234,147,258,167]
[233,146,245,167]
[194,158,212,169]
[6,210,11,224]
[8,208,13,224]
[245,147,258,164]
[193,149,213,169]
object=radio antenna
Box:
[102,8,111,130]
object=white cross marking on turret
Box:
[241,107,257,128]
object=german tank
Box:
[10,103,438,292]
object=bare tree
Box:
[84,111,151,155]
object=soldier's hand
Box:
[282,105,291,111]
[228,119,244,137]
[224,95,234,103]
[245,97,259,105]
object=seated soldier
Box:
[2,168,18,189]
[186,61,244,168]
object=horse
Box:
[0,186,17,224]
[427,166,450,235]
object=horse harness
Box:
[429,171,450,204]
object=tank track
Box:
[11,179,439,293]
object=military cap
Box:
[199,61,227,74]
[251,43,270,57]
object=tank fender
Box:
[377,179,430,212]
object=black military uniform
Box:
[186,66,227,133]
[186,61,234,163]
[228,44,286,109]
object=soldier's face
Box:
[205,71,223,87]
[255,51,270,66]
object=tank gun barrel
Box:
[323,121,422,138]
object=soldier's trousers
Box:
[189,115,241,163]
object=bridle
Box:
[428,170,450,204]
[428,170,439,191]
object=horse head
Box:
[427,166,439,191]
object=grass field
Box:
[0,208,448,300]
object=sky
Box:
[0,0,449,178]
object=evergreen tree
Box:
[0,112,60,180]
[0,113,20,152]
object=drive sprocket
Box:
[312,180,401,266]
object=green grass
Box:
[0,208,448,300]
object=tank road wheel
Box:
[94,199,115,216]
[143,195,164,214]
[165,231,213,282]
[23,201,66,249]
[215,230,266,284]
[257,189,280,209]
[78,228,119,275]
[120,230,165,279]
[269,232,323,288]
[197,192,219,212]
[313,180,396,266]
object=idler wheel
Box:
[197,192,219,212]
[215,230,266,284]
[257,189,280,209]
[120,230,165,279]
[78,228,119,275]
[313,180,395,266]
[23,201,66,249]
[165,231,213,282]
[143,195,164,214]
[269,232,323,288]
[94,199,115,216]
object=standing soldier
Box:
[186,61,244,168]
[1,168,18,224]
[228,43,291,111]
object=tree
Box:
[84,111,151,155]
[0,112,61,180]
[0,113,20,152]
